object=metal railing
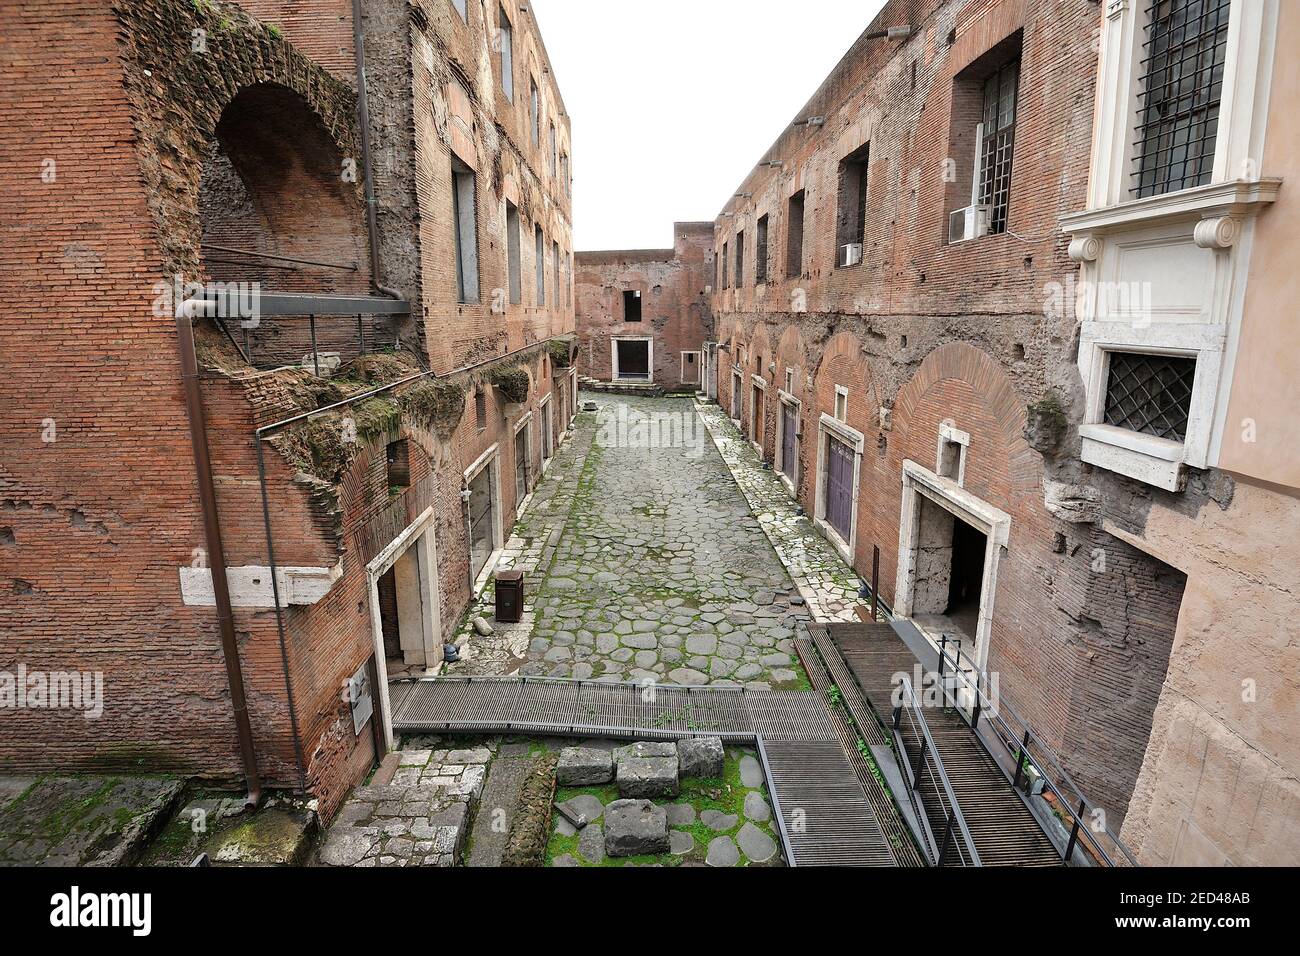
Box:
[935,636,1138,867]
[891,675,981,867]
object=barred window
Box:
[978,59,1019,235]
[1103,352,1196,442]
[1133,0,1230,198]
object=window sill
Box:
[1079,423,1185,491]
[1062,178,1281,239]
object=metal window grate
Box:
[978,59,1019,235]
[1103,352,1196,441]
[1132,0,1230,198]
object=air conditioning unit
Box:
[949,204,993,244]
[838,242,863,268]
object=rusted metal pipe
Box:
[175,299,263,808]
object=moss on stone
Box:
[400,380,465,438]
[488,364,531,405]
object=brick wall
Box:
[711,0,1187,828]
[574,223,715,387]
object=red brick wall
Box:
[711,0,1183,823]
[232,0,357,79]
[574,223,715,387]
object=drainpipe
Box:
[176,298,263,810]
[352,0,402,303]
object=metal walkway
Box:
[389,676,899,866]
[819,622,1063,867]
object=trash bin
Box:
[495,570,525,624]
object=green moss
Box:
[400,380,465,437]
[547,338,573,368]
[488,364,531,405]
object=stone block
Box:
[677,736,725,779]
[556,746,615,786]
[604,800,669,857]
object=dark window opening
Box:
[534,224,545,305]
[452,157,479,303]
[938,438,963,481]
[386,438,410,492]
[498,6,514,101]
[623,289,642,322]
[506,200,522,304]
[978,58,1020,234]
[475,387,487,430]
[1104,352,1196,442]
[734,229,745,287]
[835,143,870,261]
[786,190,805,277]
[721,241,729,288]
[529,78,540,146]
[755,214,769,283]
[1133,0,1230,198]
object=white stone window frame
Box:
[367,506,443,751]
[464,443,505,594]
[894,461,1010,670]
[730,366,745,427]
[538,393,555,467]
[611,334,654,384]
[775,389,802,498]
[749,374,768,453]
[1062,0,1281,490]
[568,367,579,426]
[814,412,865,563]
[834,384,849,422]
[936,420,970,487]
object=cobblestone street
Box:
[450,394,817,689]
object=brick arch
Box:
[814,330,880,410]
[776,325,808,374]
[116,0,362,279]
[891,342,1037,492]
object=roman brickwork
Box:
[0,0,574,821]
[709,0,1299,864]
[574,223,715,389]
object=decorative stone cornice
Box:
[1061,178,1282,238]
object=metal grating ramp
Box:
[390,675,897,866]
[824,623,1063,867]
[763,740,896,867]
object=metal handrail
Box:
[891,676,981,866]
[935,637,1138,867]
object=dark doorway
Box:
[377,567,401,659]
[946,518,987,639]
[616,339,650,380]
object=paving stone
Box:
[557,794,605,827]
[685,634,718,655]
[736,822,778,862]
[670,830,696,855]
[739,754,763,788]
[668,667,709,686]
[743,791,772,822]
[665,803,697,826]
[578,823,606,864]
[700,809,738,831]
[706,835,740,867]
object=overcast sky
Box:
[530,0,887,251]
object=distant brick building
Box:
[574,224,715,391]
[1,0,575,819]
[709,0,1299,865]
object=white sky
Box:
[530,0,888,251]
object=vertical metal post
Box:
[1065,798,1086,862]
[1012,730,1031,789]
[938,812,955,866]
[912,735,928,784]
[309,314,320,376]
[871,545,880,622]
